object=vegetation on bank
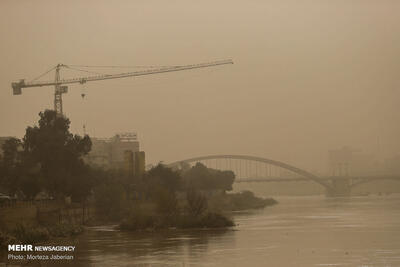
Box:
[116,188,276,232]
[180,163,277,211]
[119,212,234,231]
[118,189,234,231]
[102,163,277,232]
[209,190,278,212]
[93,164,237,231]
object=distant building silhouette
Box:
[328,146,381,177]
[85,132,145,172]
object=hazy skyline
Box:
[1,0,399,172]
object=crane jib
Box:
[11,59,233,94]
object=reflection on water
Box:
[72,195,400,266]
[74,227,234,266]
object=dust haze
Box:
[0,0,399,172]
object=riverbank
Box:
[119,211,234,232]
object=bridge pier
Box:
[326,178,351,197]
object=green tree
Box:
[183,162,235,191]
[145,164,182,193]
[0,138,22,192]
[17,173,42,200]
[22,110,92,199]
[1,138,21,168]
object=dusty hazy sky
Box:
[0,0,399,172]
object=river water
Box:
[70,194,400,266]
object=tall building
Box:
[123,150,145,178]
[124,150,134,177]
[109,133,139,168]
[85,132,144,171]
[134,151,146,178]
[86,137,112,168]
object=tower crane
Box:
[11,59,233,115]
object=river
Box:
[67,194,400,266]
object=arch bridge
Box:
[167,154,400,197]
[169,155,333,195]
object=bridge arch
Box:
[168,154,332,190]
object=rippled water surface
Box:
[73,195,400,266]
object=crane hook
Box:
[81,83,86,99]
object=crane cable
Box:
[62,65,92,136]
[29,64,105,83]
[63,65,106,76]
[66,64,183,69]
[30,65,57,82]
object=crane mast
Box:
[12,59,233,115]
[54,64,63,115]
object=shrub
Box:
[118,206,160,231]
[47,223,83,237]
[119,215,156,231]
[119,207,234,231]
[154,186,179,217]
[199,212,234,228]
[178,212,234,229]
[186,189,208,217]
[229,191,277,211]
